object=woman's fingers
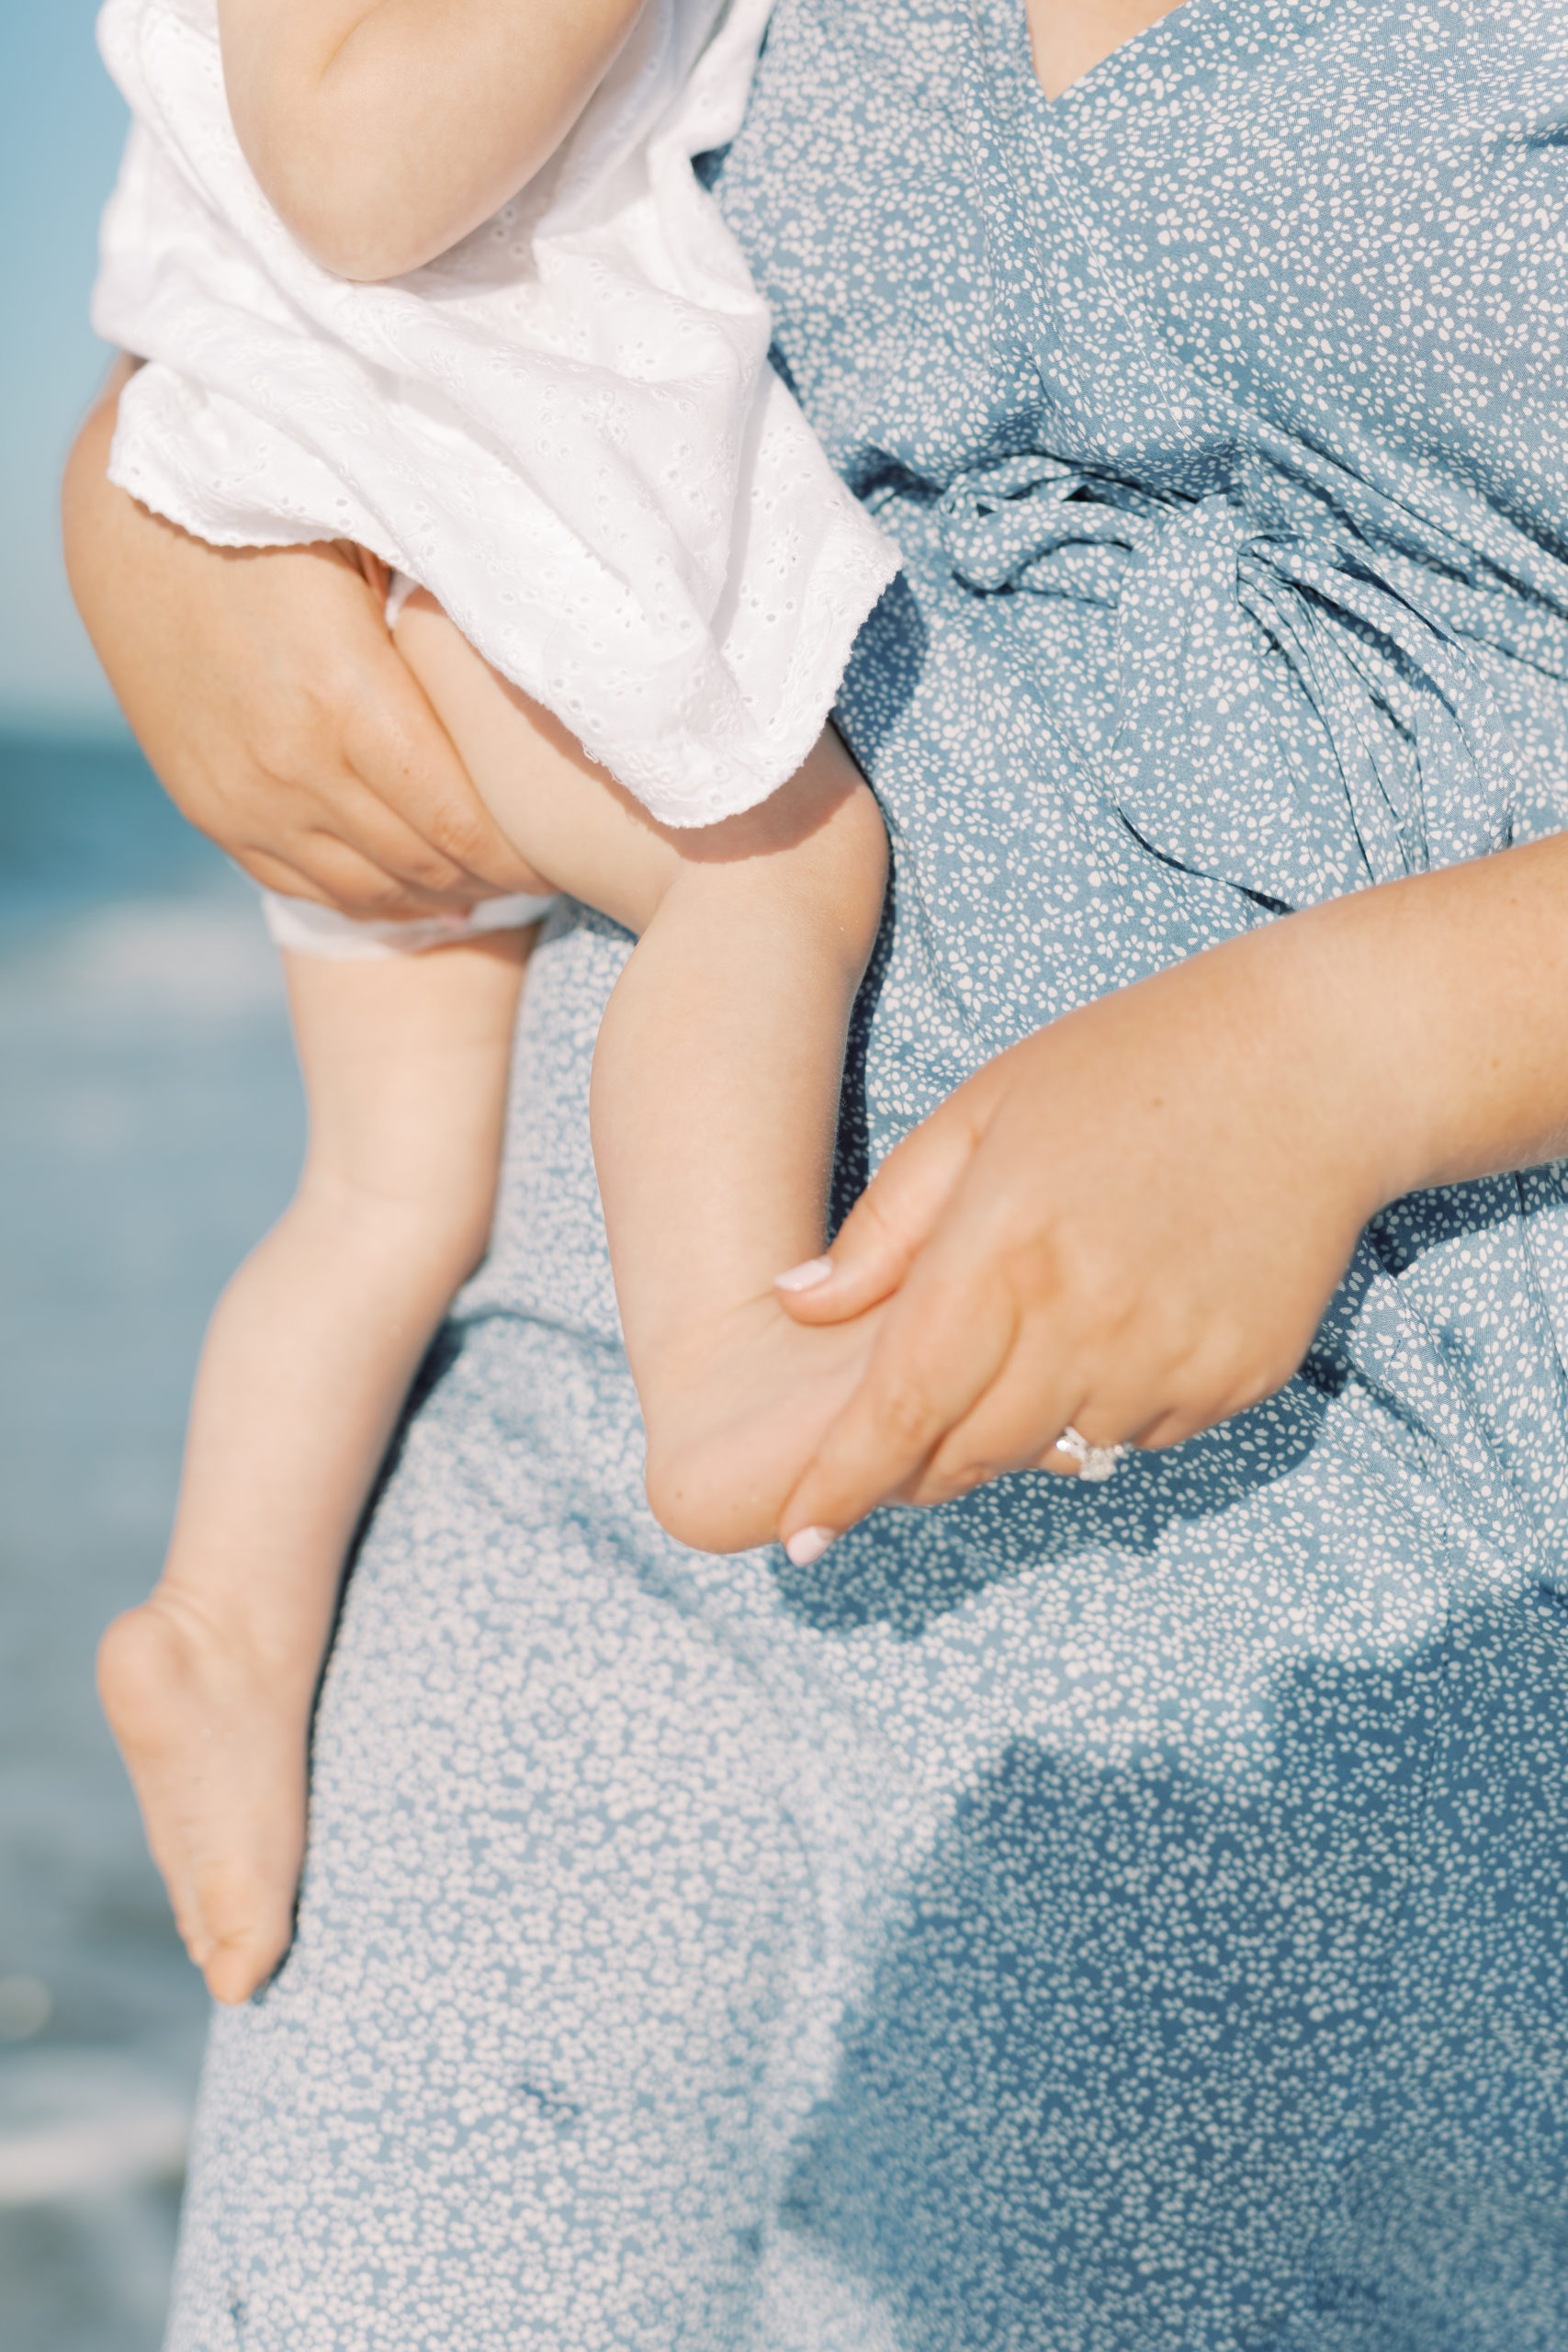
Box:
[63,410,537,916]
[909,1321,1091,1500]
[338,643,542,897]
[774,1080,991,1324]
[774,922,1388,1548]
[778,1237,1021,1548]
[265,822,474,921]
[235,633,521,910]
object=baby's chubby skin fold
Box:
[218,0,647,279]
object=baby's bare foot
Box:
[640,1292,881,1554]
[97,1590,310,2005]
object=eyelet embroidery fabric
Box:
[90,0,898,825]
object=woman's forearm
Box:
[772,825,1568,1543]
[1222,832,1568,1211]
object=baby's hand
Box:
[773,922,1402,1556]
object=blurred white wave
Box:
[2,892,287,1024]
[0,2048,188,2205]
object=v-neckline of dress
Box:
[1023,0,1191,109]
[998,0,1230,126]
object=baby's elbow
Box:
[268,163,427,283]
[232,107,433,282]
[290,198,435,285]
[828,778,893,968]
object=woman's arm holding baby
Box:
[774,835,1568,1547]
[63,362,541,914]
[219,0,645,279]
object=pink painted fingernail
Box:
[784,1525,838,1567]
[775,1256,834,1294]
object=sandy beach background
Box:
[1,11,306,2343]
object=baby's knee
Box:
[806,759,889,969]
[837,763,891,896]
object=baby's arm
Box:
[97,928,528,2003]
[218,0,644,279]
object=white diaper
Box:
[260,887,559,961]
[384,569,419,630]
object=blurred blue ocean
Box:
[0,730,304,2348]
[0,0,310,2334]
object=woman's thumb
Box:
[774,1098,980,1323]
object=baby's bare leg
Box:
[592,761,888,1549]
[394,594,889,1550]
[98,933,528,2001]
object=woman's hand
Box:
[774,837,1568,1552]
[62,363,540,918]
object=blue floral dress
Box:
[169,1,1568,2345]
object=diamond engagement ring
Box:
[1055,1424,1131,1483]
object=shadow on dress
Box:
[772,1372,1332,1644]
[790,1153,1564,1650]
[775,1588,1568,2350]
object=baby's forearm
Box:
[219,0,644,279]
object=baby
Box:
[88,0,897,2003]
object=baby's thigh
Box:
[165,1415,822,2352]
[392,592,677,927]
